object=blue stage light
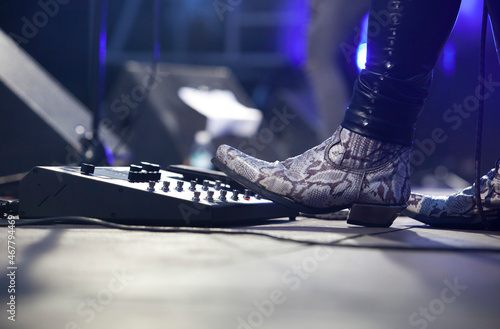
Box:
[356,13,369,71]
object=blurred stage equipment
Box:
[105,62,264,167]
[19,164,298,225]
[0,29,127,178]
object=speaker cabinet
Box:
[105,62,260,166]
[0,29,124,177]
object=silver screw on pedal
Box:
[192,191,201,202]
[175,181,184,192]
[206,190,215,202]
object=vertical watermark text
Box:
[6,216,17,322]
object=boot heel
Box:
[347,204,407,227]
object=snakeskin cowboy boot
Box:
[404,0,500,229]
[213,125,411,227]
[403,160,500,229]
[403,0,500,230]
[213,0,461,227]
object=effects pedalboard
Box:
[18,163,298,226]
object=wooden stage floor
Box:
[1,212,499,329]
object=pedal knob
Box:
[129,164,142,172]
[219,190,227,201]
[147,181,156,192]
[80,163,95,175]
[161,181,170,192]
[175,181,184,191]
[189,180,197,191]
[214,180,222,190]
[141,162,161,172]
[139,171,149,182]
[192,191,201,202]
[147,171,161,182]
[231,190,239,201]
[202,180,210,191]
[255,194,262,200]
[206,190,215,202]
[128,171,139,182]
[244,189,251,200]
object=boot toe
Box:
[215,144,273,184]
[405,193,453,219]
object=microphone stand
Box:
[81,0,109,165]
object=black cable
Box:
[475,1,489,229]
[2,216,499,253]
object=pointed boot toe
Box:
[403,160,500,229]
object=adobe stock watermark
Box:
[178,196,204,225]
[64,268,134,329]
[6,216,17,322]
[237,246,333,329]
[176,106,296,225]
[408,277,467,329]
[213,0,243,22]
[9,0,71,47]
[51,64,164,183]
[109,66,164,121]
[340,0,403,64]
[409,73,500,174]
[176,179,227,225]
[237,106,297,157]
[50,117,115,184]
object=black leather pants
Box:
[342,0,462,146]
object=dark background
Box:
[0,0,499,187]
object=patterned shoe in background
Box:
[403,159,500,229]
[212,127,411,227]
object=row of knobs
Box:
[148,180,259,202]
[80,162,259,202]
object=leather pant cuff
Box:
[341,70,432,146]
